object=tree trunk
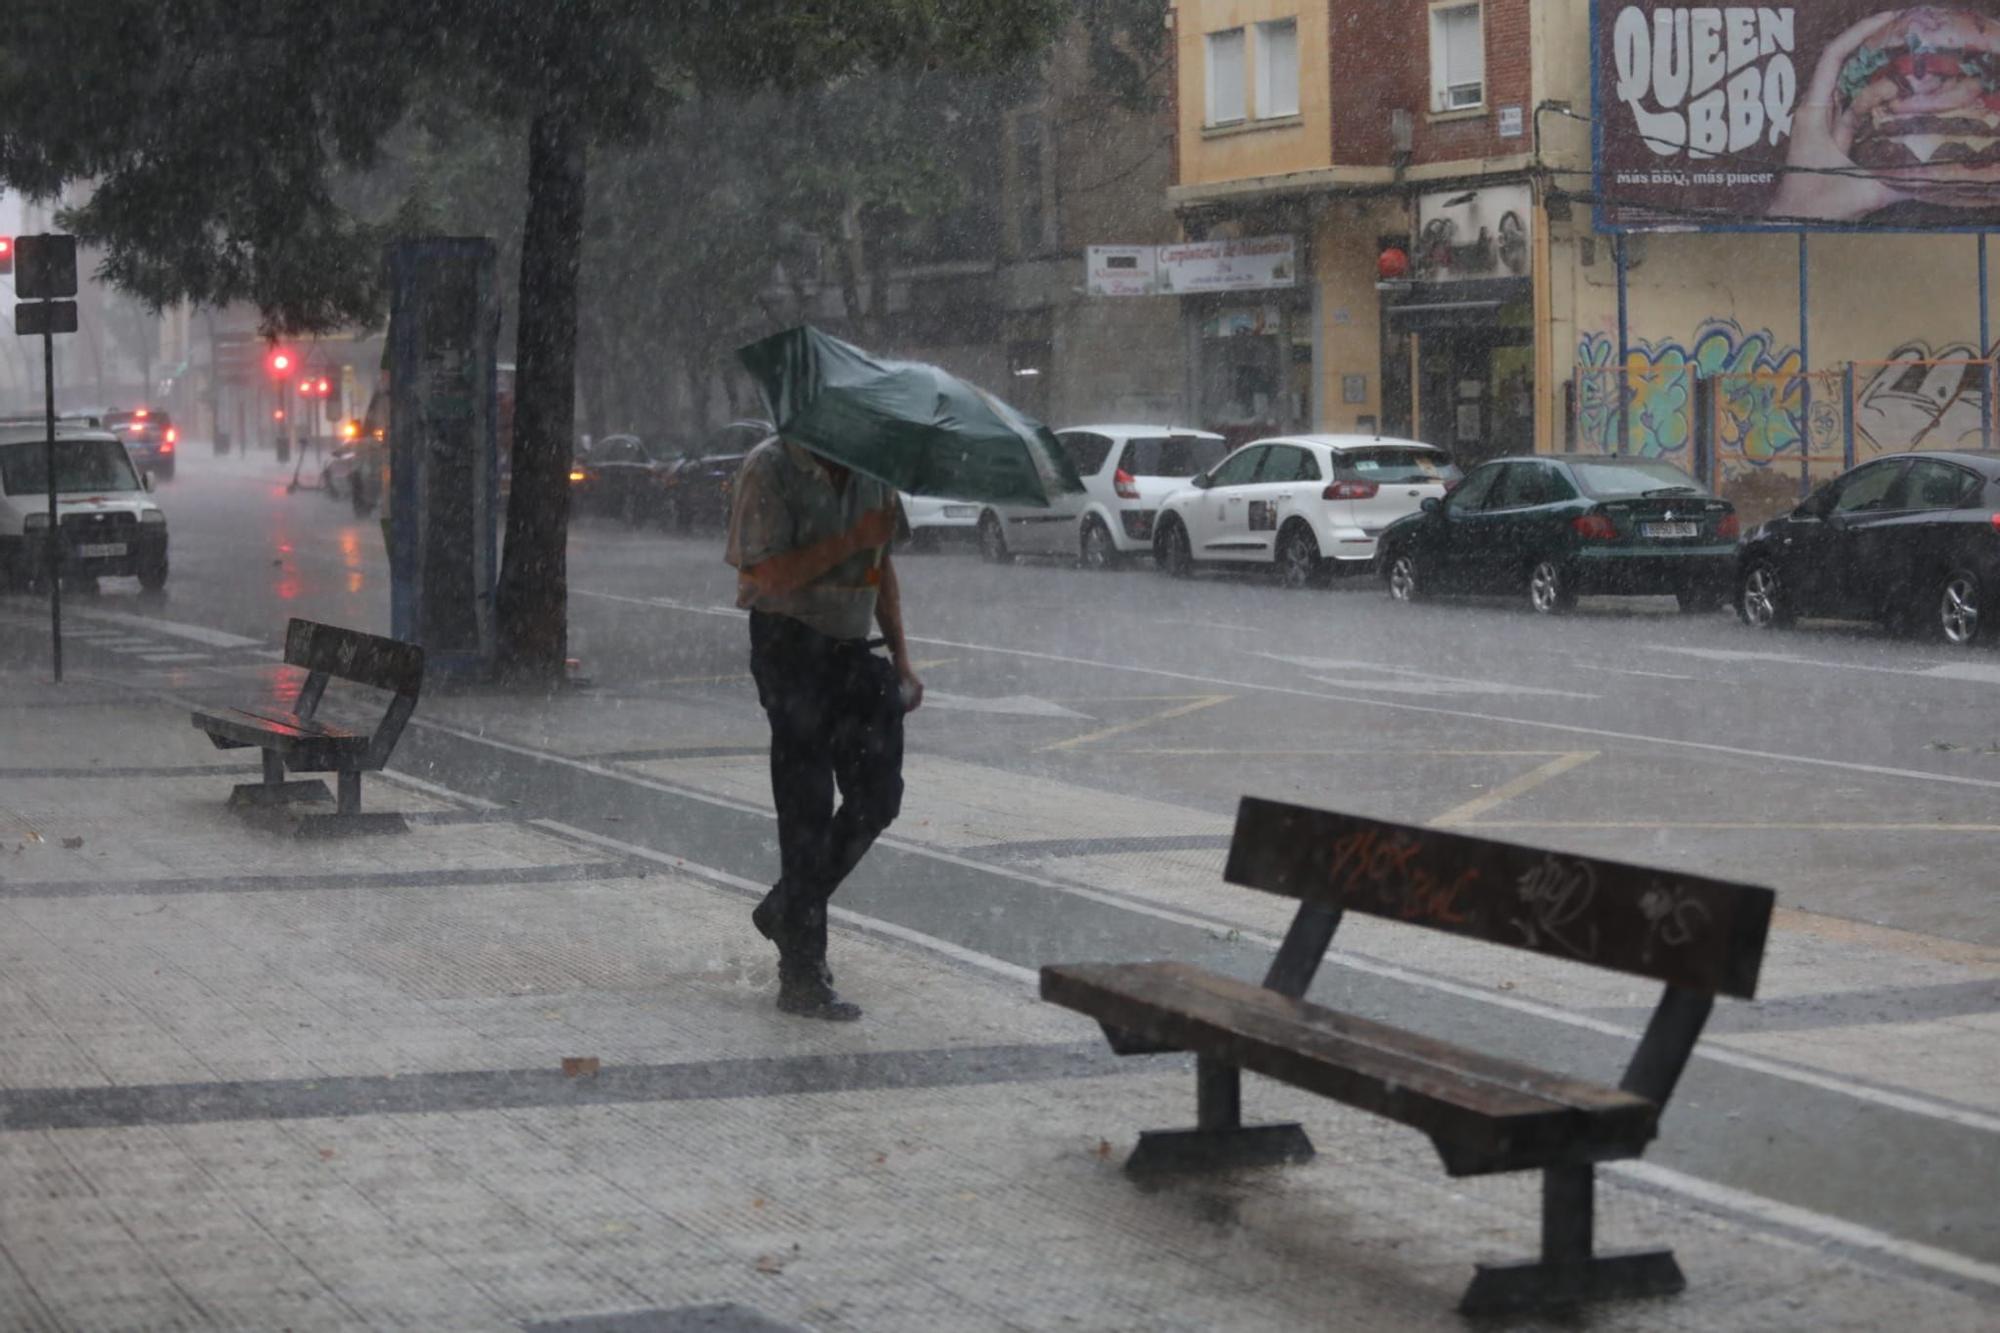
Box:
[495,105,586,686]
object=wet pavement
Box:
[1,446,1997,1327]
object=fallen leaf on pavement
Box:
[754,1254,786,1276]
[1094,1139,1113,1159]
[318,1148,336,1161]
[873,1152,888,1166]
[561,1057,600,1078]
[24,830,43,844]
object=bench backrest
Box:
[1224,797,1771,999]
[284,619,425,696]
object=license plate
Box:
[942,505,978,519]
[77,542,126,558]
[1642,522,1697,539]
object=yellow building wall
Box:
[1312,199,1405,432]
[1176,1,1333,187]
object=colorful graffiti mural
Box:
[1576,321,1843,463]
[1579,325,1999,464]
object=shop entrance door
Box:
[1418,329,1533,467]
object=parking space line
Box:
[1427,751,1599,827]
[1037,695,1233,753]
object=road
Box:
[15,445,2000,1289]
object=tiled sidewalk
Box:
[2,676,1995,1329]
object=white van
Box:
[0,421,169,590]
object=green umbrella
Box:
[737,325,1085,508]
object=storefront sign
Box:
[1157,235,1298,294]
[1593,2,2000,231]
[1085,245,1157,296]
[1416,186,1532,281]
[1199,305,1283,338]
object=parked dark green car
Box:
[1376,456,1739,614]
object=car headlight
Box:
[23,513,48,531]
[140,510,167,525]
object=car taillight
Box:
[164,427,177,444]
[160,440,174,454]
[1322,480,1379,501]
[1715,512,1740,540]
[1572,511,1618,541]
[1113,468,1139,500]
[568,468,586,483]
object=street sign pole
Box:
[42,318,60,683]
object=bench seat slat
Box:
[1043,961,1657,1171]
[192,708,366,752]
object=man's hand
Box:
[896,660,924,713]
[1767,11,1906,222]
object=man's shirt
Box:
[724,438,896,641]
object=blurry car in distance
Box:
[1153,435,1458,588]
[1736,450,2000,646]
[898,492,982,550]
[664,419,771,531]
[571,433,679,526]
[1377,455,1737,614]
[976,425,1228,569]
[102,408,179,481]
[0,422,169,591]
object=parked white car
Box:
[1152,434,1458,588]
[897,492,982,549]
[976,424,1228,568]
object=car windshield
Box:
[1334,448,1460,484]
[1123,436,1227,477]
[1570,460,1708,498]
[0,438,142,495]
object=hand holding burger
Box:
[1768,10,1908,220]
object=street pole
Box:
[1980,234,1991,453]
[1614,234,1630,455]
[42,321,61,683]
[1797,233,1810,501]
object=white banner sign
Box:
[1085,245,1157,297]
[1156,235,1297,294]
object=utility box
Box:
[384,238,500,676]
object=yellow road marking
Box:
[1427,751,1600,827]
[1038,694,1234,753]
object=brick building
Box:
[1168,0,1544,460]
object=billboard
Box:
[1594,3,2000,231]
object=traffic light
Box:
[0,237,12,276]
[314,376,331,397]
[267,349,293,376]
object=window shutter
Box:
[1206,29,1246,125]
[1255,20,1299,120]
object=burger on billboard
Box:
[1594,3,2000,230]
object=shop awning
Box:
[1384,277,1530,332]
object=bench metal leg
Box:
[337,770,361,816]
[1458,1163,1684,1315]
[226,750,334,811]
[1123,1056,1315,1178]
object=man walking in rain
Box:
[725,436,923,1020]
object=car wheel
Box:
[1155,518,1193,578]
[977,511,1012,565]
[1676,585,1724,614]
[1384,549,1426,603]
[1526,558,1576,615]
[1079,516,1120,570]
[138,558,168,593]
[1737,557,1793,629]
[1276,524,1325,590]
[1935,567,1984,647]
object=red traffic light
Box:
[0,236,12,275]
[268,349,293,375]
[314,376,331,397]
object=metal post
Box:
[1798,233,1811,499]
[42,323,62,683]
[1194,1056,1242,1131]
[1843,363,1858,469]
[1614,234,1630,455]
[1542,1163,1595,1267]
[1981,234,1992,452]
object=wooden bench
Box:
[1041,796,1773,1316]
[192,619,424,834]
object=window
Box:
[1334,448,1460,485]
[1898,459,1980,510]
[1571,459,1705,498]
[1208,445,1266,488]
[1263,446,1320,483]
[1205,28,1246,125]
[0,439,142,496]
[1253,19,1299,120]
[1120,436,1229,478]
[1429,3,1484,112]
[1445,461,1502,511]
[1057,432,1114,477]
[1831,461,1907,515]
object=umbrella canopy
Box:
[737,325,1085,508]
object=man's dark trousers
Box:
[749,610,905,974]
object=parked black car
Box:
[1736,451,2000,646]
[663,419,771,531]
[1377,455,1738,614]
[102,409,179,481]
[571,433,679,526]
